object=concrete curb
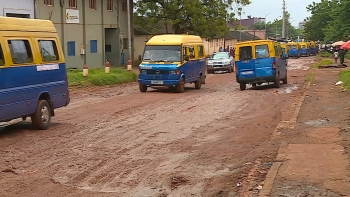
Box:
[259,80,311,196]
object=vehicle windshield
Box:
[210,53,229,60]
[143,45,181,62]
[288,45,297,49]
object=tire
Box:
[228,67,232,73]
[31,100,51,130]
[201,74,206,84]
[176,78,185,93]
[139,84,147,92]
[283,72,288,84]
[195,76,202,89]
[274,76,280,88]
[240,82,246,91]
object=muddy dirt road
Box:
[0,58,314,197]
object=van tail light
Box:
[272,61,276,69]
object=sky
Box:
[241,0,321,27]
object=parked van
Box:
[300,42,310,56]
[0,17,70,129]
[138,34,206,93]
[287,42,301,58]
[235,40,288,91]
[309,41,317,56]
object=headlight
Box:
[140,70,147,74]
[224,60,230,65]
[208,62,213,65]
[170,70,180,75]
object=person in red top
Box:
[230,47,235,57]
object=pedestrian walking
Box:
[333,50,339,63]
[339,49,347,65]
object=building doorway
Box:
[105,28,120,66]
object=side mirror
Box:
[184,55,189,61]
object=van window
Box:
[0,44,4,66]
[239,46,252,60]
[255,44,269,58]
[198,45,204,58]
[143,45,181,62]
[38,40,59,62]
[188,46,195,59]
[274,46,280,56]
[8,40,33,64]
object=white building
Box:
[299,21,306,29]
[0,0,34,18]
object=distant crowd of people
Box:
[219,46,235,57]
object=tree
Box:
[133,0,251,38]
[303,0,350,42]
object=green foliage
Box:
[306,72,314,82]
[133,0,251,38]
[339,69,350,89]
[304,0,350,42]
[311,58,333,68]
[67,68,137,87]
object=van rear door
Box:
[237,46,255,79]
[254,44,274,78]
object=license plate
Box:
[151,80,163,84]
[241,71,253,75]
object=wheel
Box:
[139,84,147,92]
[22,117,27,121]
[176,78,185,93]
[195,76,202,89]
[274,76,280,88]
[228,67,232,73]
[31,100,51,130]
[201,74,206,84]
[239,82,246,91]
[283,72,288,84]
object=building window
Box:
[198,45,204,58]
[90,40,97,53]
[107,0,113,11]
[38,40,59,62]
[122,0,127,12]
[69,0,77,8]
[0,44,4,66]
[89,0,96,9]
[8,40,33,64]
[44,0,53,6]
[67,41,75,56]
[123,38,128,49]
[105,45,111,52]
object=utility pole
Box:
[126,0,132,66]
[282,0,286,38]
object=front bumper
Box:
[138,79,181,86]
[207,65,231,71]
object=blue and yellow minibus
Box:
[235,40,288,90]
[138,35,206,93]
[0,17,70,130]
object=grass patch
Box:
[67,68,137,87]
[339,69,350,89]
[318,52,332,58]
[346,53,350,60]
[306,72,314,82]
[311,59,333,68]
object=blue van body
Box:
[0,64,69,122]
[235,40,288,90]
[288,48,300,58]
[138,60,206,86]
